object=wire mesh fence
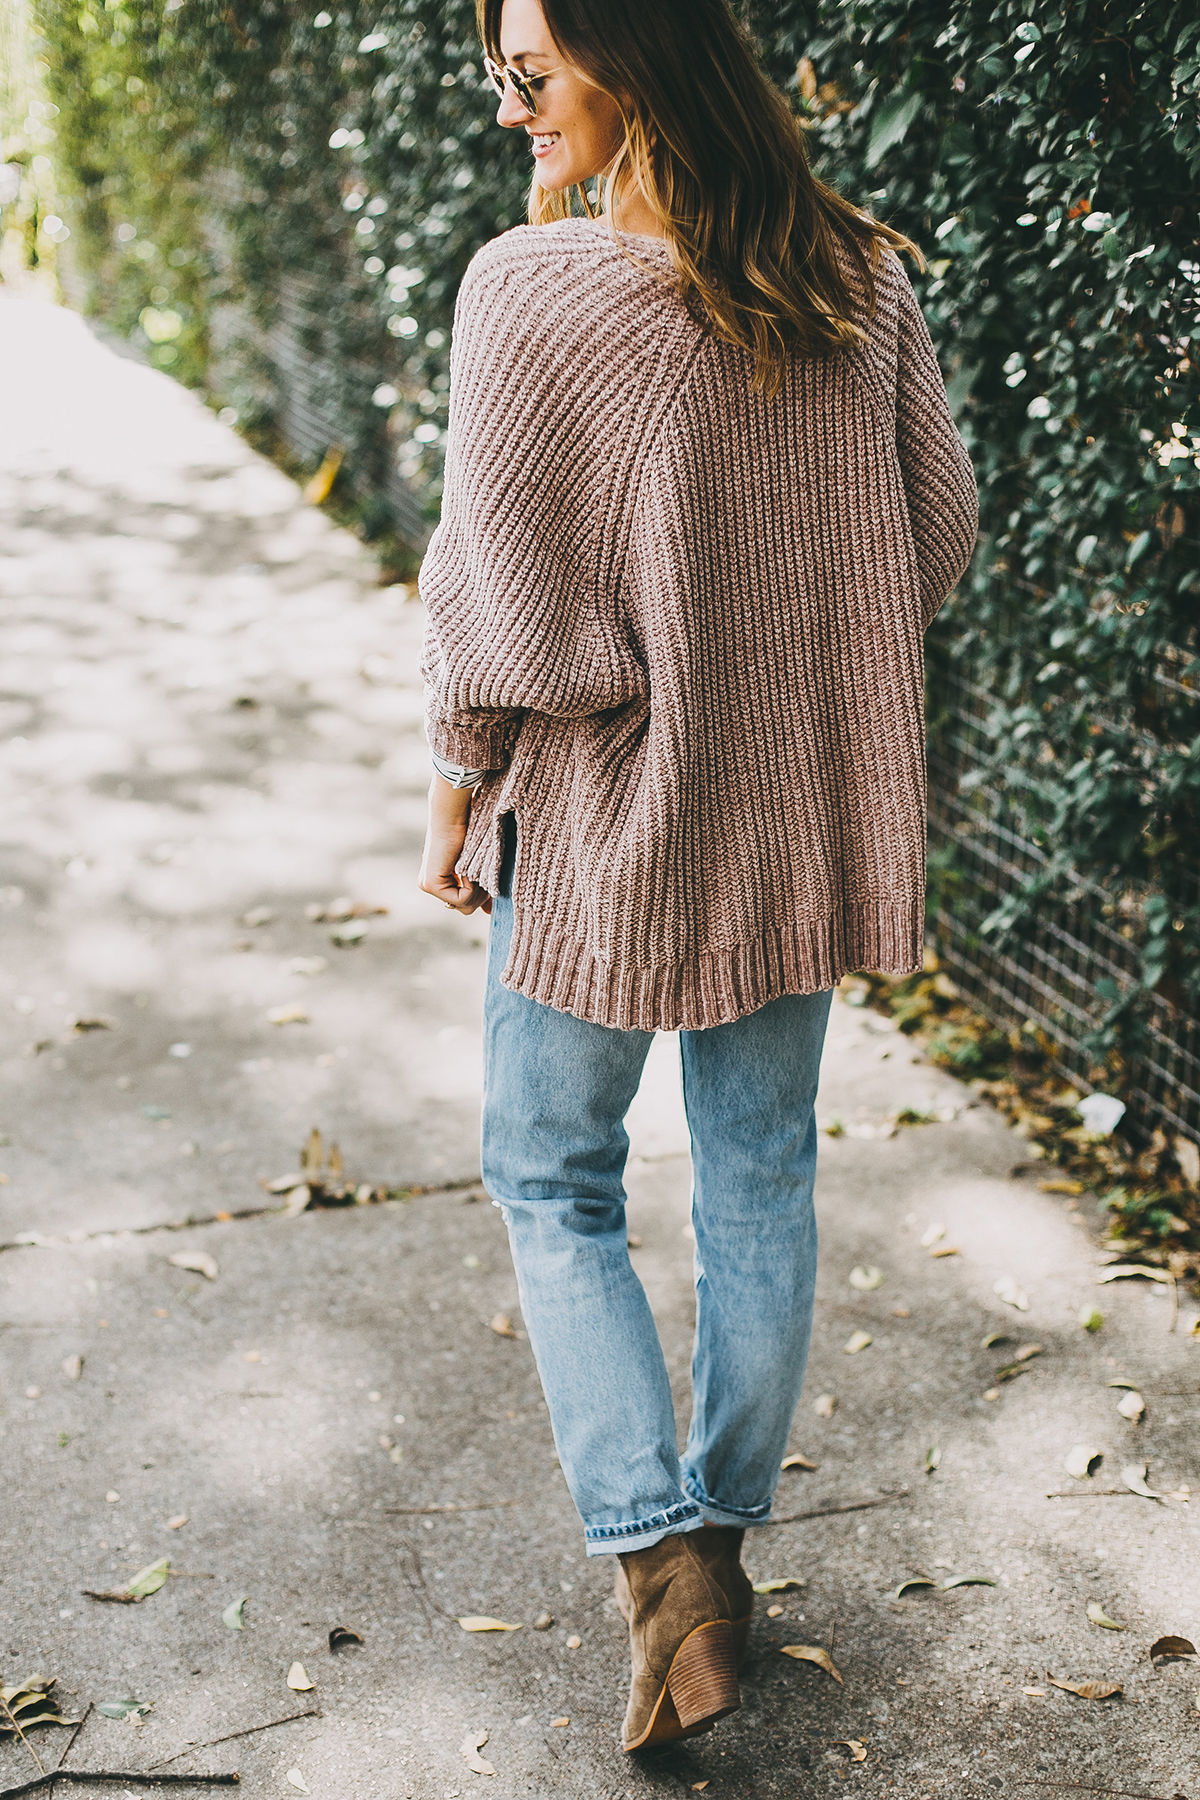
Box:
[927,646,1200,1146]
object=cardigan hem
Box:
[497,894,925,1033]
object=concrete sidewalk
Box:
[2,295,1198,1800]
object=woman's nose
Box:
[496,83,531,129]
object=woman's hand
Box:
[419,776,492,915]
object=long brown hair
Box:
[475,0,920,392]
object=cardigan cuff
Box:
[425,712,520,774]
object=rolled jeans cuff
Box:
[681,1473,774,1528]
[583,1501,704,1557]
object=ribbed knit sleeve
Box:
[892,277,979,626]
[419,226,679,772]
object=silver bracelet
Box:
[430,749,487,790]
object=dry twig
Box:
[147,1708,320,1771]
[766,1488,908,1525]
[383,1501,518,1516]
[1010,1781,1187,1799]
[54,1703,91,1772]
[0,1775,239,1797]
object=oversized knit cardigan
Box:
[420,217,978,1031]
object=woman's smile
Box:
[528,130,561,160]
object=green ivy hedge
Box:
[37,0,1200,1096]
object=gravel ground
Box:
[2,294,1198,1800]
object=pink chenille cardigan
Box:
[420,217,978,1031]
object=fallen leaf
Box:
[457,1617,522,1633]
[96,1698,153,1720]
[242,906,274,927]
[490,1313,517,1338]
[692,1783,709,1791]
[981,1331,1013,1349]
[1023,1685,1047,1696]
[814,1393,837,1418]
[835,1739,867,1762]
[312,896,386,922]
[222,1596,247,1629]
[0,1678,79,1733]
[71,1015,115,1034]
[1121,1463,1166,1500]
[267,1003,309,1026]
[565,1635,582,1649]
[929,1245,961,1258]
[891,1578,937,1598]
[1065,1446,1104,1480]
[844,1329,872,1354]
[125,1558,171,1599]
[1045,1671,1122,1701]
[994,1363,1028,1384]
[551,1716,569,1728]
[287,1662,315,1690]
[780,1644,843,1682]
[1149,1636,1197,1662]
[460,1727,495,1775]
[1117,1390,1145,1423]
[62,1354,83,1380]
[781,1453,819,1471]
[168,1251,218,1280]
[849,1265,884,1290]
[286,1770,310,1793]
[329,920,368,946]
[766,1604,784,1617]
[940,1574,996,1590]
[532,1612,554,1630]
[893,1306,911,1318]
[1107,1377,1140,1389]
[1078,1306,1104,1332]
[1014,1343,1044,1362]
[752,1578,805,1594]
[166,1514,188,1530]
[994,1276,1030,1311]
[1039,1179,1084,1195]
[1087,1602,1126,1631]
[1096,1264,1171,1285]
[920,1222,945,1247]
[329,1625,364,1652]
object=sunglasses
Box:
[483,54,563,116]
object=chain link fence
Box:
[927,644,1200,1146]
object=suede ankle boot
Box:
[690,1526,755,1669]
[614,1532,740,1751]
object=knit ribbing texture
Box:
[420,218,979,1032]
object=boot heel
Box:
[665,1620,740,1730]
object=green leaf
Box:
[125,1557,170,1598]
[865,90,923,169]
[222,1594,248,1630]
[97,1699,153,1719]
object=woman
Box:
[418,0,977,1752]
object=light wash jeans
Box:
[481,828,832,1558]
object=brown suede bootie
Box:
[614,1532,740,1752]
[690,1526,755,1669]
